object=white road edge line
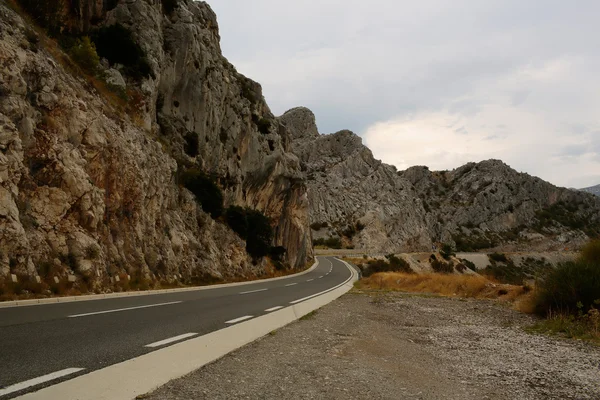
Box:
[225,315,254,324]
[290,265,354,305]
[239,288,268,295]
[285,283,297,287]
[145,333,198,348]
[0,368,85,397]
[68,301,182,318]
[264,306,283,312]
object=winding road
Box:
[0,256,353,399]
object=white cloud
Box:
[209,0,600,188]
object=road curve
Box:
[0,256,352,399]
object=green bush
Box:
[180,169,223,218]
[91,24,153,81]
[68,36,100,74]
[256,118,271,134]
[310,221,328,231]
[460,258,477,271]
[580,240,600,264]
[453,233,496,252]
[489,252,508,263]
[362,255,412,277]
[482,260,525,285]
[313,237,342,249]
[440,243,455,260]
[430,254,454,274]
[534,260,600,316]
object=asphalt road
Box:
[0,256,352,399]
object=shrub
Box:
[460,258,477,271]
[534,260,600,316]
[68,36,100,74]
[91,24,153,81]
[362,256,412,278]
[313,237,342,249]
[580,240,600,264]
[310,221,328,231]
[430,255,454,274]
[482,260,525,285]
[180,169,224,218]
[489,252,508,263]
[440,243,455,260]
[256,118,271,134]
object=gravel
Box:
[143,291,600,400]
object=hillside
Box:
[1,0,599,297]
[581,184,600,197]
[0,0,312,294]
[283,108,600,253]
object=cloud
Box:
[209,0,600,187]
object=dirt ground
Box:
[144,291,600,400]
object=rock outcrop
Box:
[0,0,312,293]
[282,108,600,253]
[581,184,600,197]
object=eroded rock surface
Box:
[0,0,312,292]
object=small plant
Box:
[310,221,328,231]
[180,169,224,218]
[534,260,600,316]
[312,237,342,249]
[68,36,100,75]
[440,243,455,260]
[488,252,508,263]
[256,118,271,134]
[85,244,100,260]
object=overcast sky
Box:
[209,0,600,188]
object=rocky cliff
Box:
[282,108,600,253]
[0,0,312,294]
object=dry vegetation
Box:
[357,272,534,311]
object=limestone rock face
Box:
[282,108,432,253]
[400,160,600,252]
[283,108,600,254]
[0,0,311,291]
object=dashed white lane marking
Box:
[0,368,85,397]
[319,276,324,279]
[239,288,268,295]
[145,333,198,348]
[290,267,354,305]
[307,279,314,282]
[225,315,254,324]
[265,306,284,312]
[68,301,182,318]
[285,283,297,287]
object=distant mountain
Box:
[283,107,600,253]
[581,185,600,197]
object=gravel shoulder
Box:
[143,290,600,400]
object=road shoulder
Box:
[143,290,600,400]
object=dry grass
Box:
[357,272,534,310]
